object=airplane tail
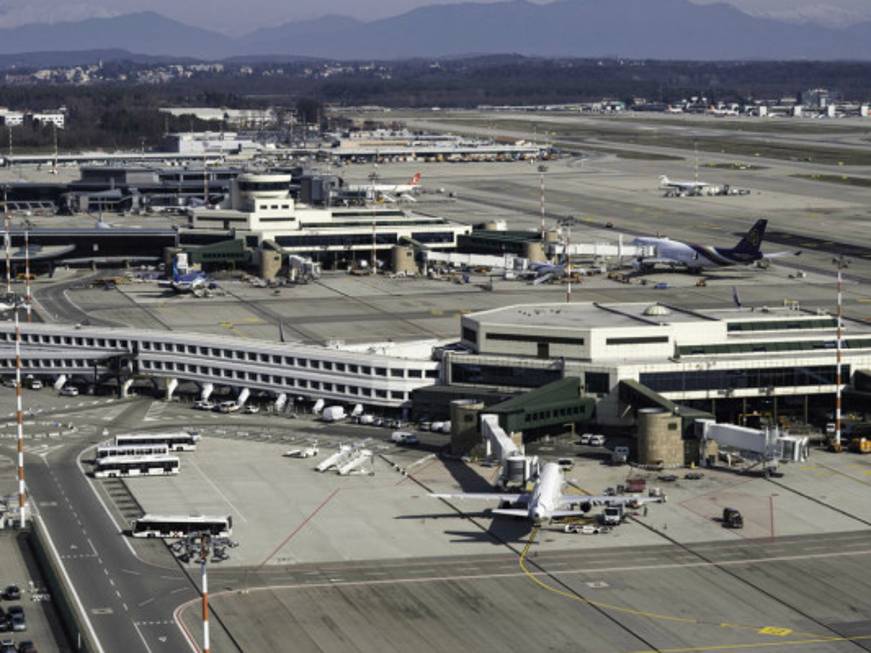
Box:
[410,172,422,186]
[658,175,669,186]
[733,219,767,256]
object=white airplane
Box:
[659,175,719,197]
[284,441,319,459]
[348,172,422,196]
[632,219,796,273]
[431,462,664,524]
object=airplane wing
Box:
[763,251,801,259]
[430,492,527,503]
[491,508,529,518]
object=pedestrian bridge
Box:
[0,322,441,409]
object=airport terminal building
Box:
[448,302,869,424]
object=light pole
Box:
[368,168,378,275]
[13,292,26,528]
[537,164,548,238]
[172,532,237,653]
[832,255,849,451]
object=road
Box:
[3,400,203,653]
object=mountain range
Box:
[2,0,871,61]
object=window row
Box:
[138,360,408,400]
[0,332,128,349]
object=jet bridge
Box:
[698,420,809,474]
[480,413,538,487]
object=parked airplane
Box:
[632,219,796,272]
[431,462,664,524]
[158,261,208,295]
[659,175,719,196]
[348,172,422,196]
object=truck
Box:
[600,505,624,526]
[611,446,630,465]
[849,437,871,454]
[321,406,347,423]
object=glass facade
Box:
[452,363,561,388]
[640,365,850,393]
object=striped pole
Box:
[539,168,546,237]
[24,229,31,323]
[835,267,843,449]
[14,298,26,527]
[3,190,11,296]
[201,539,210,653]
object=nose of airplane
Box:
[532,507,546,523]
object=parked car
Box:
[578,433,594,445]
[557,457,575,471]
[684,471,705,480]
[1,587,19,603]
[391,431,419,446]
[58,385,79,397]
[242,404,260,414]
[588,434,606,447]
[17,641,37,653]
[193,400,214,411]
[0,639,15,653]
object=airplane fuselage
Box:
[633,237,760,271]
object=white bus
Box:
[93,454,180,478]
[95,443,170,459]
[114,431,200,452]
[130,514,233,539]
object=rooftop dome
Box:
[643,303,671,317]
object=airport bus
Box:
[93,454,180,479]
[130,514,233,539]
[114,431,200,452]
[95,442,170,459]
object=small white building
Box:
[30,112,65,129]
[163,132,260,155]
[0,111,24,127]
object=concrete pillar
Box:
[274,393,287,413]
[53,374,67,390]
[237,387,250,407]
[165,377,178,401]
[200,383,214,401]
[121,378,134,398]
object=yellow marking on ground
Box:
[629,634,871,653]
[758,627,793,637]
[430,309,443,316]
[518,529,825,641]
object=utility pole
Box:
[537,164,548,238]
[199,535,211,653]
[832,255,849,451]
[52,123,58,176]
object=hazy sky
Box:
[1,0,869,34]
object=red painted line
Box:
[394,458,439,486]
[257,489,340,568]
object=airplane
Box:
[659,175,719,197]
[631,219,797,273]
[430,462,664,525]
[348,172,422,196]
[158,261,209,295]
[284,441,319,459]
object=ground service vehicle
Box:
[391,431,419,445]
[849,438,871,454]
[95,443,170,459]
[130,514,233,538]
[601,505,624,525]
[722,507,744,529]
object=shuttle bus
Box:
[93,454,180,479]
[114,431,200,452]
[95,443,170,459]
[130,514,233,539]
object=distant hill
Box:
[0,12,231,60]
[0,49,199,70]
[2,0,871,62]
[238,0,871,60]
